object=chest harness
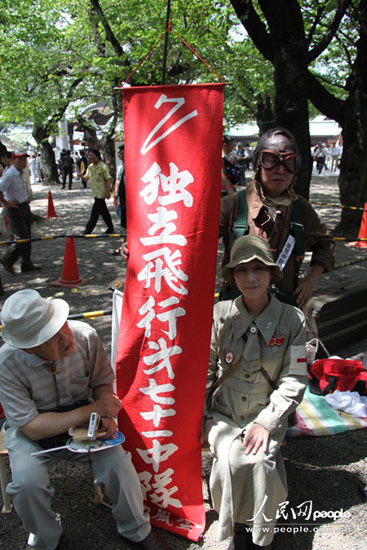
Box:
[229,189,305,289]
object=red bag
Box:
[308,358,367,396]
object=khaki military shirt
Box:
[207,294,307,433]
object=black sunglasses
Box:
[259,150,298,174]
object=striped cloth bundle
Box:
[287,386,367,437]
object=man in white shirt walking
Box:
[0,150,41,273]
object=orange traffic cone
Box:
[45,190,57,218]
[348,203,367,248]
[51,230,83,287]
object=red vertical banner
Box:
[116,83,224,541]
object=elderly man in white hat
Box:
[0,289,172,550]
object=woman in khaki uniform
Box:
[204,235,308,549]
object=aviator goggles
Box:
[259,149,298,174]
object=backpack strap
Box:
[229,190,248,251]
[290,198,305,285]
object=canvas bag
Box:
[308,358,367,396]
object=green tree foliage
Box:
[1,0,363,215]
[0,0,275,133]
[0,0,88,127]
[305,1,367,233]
[228,0,354,200]
[80,0,276,128]
[0,0,94,181]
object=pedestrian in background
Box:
[36,153,44,182]
[79,149,114,235]
[0,150,41,274]
[112,144,126,256]
[60,150,74,190]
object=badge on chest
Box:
[266,336,285,347]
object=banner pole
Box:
[162,0,171,84]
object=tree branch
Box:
[306,70,345,125]
[89,0,124,58]
[306,5,325,46]
[229,0,274,62]
[44,77,84,136]
[308,0,353,62]
[338,30,356,65]
[316,72,347,90]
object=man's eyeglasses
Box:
[259,150,298,174]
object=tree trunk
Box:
[255,95,275,135]
[336,18,367,235]
[41,141,60,185]
[32,123,59,185]
[0,140,7,156]
[76,117,99,150]
[100,90,120,182]
[261,1,312,199]
[230,0,312,199]
[273,52,312,199]
[76,116,116,178]
[337,115,367,236]
[100,134,116,182]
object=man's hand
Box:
[242,422,269,455]
[21,386,122,441]
[221,173,235,194]
[99,417,118,438]
[0,191,18,208]
[200,416,209,447]
[121,239,129,260]
[294,264,324,309]
[5,200,18,208]
[94,392,122,418]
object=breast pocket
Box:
[70,377,90,399]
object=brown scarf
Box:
[253,167,297,211]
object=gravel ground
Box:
[0,172,367,550]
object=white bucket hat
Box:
[1,289,69,349]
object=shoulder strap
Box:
[229,190,248,251]
[260,365,298,427]
[259,366,277,390]
[206,361,242,410]
[291,199,305,257]
[290,198,305,283]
